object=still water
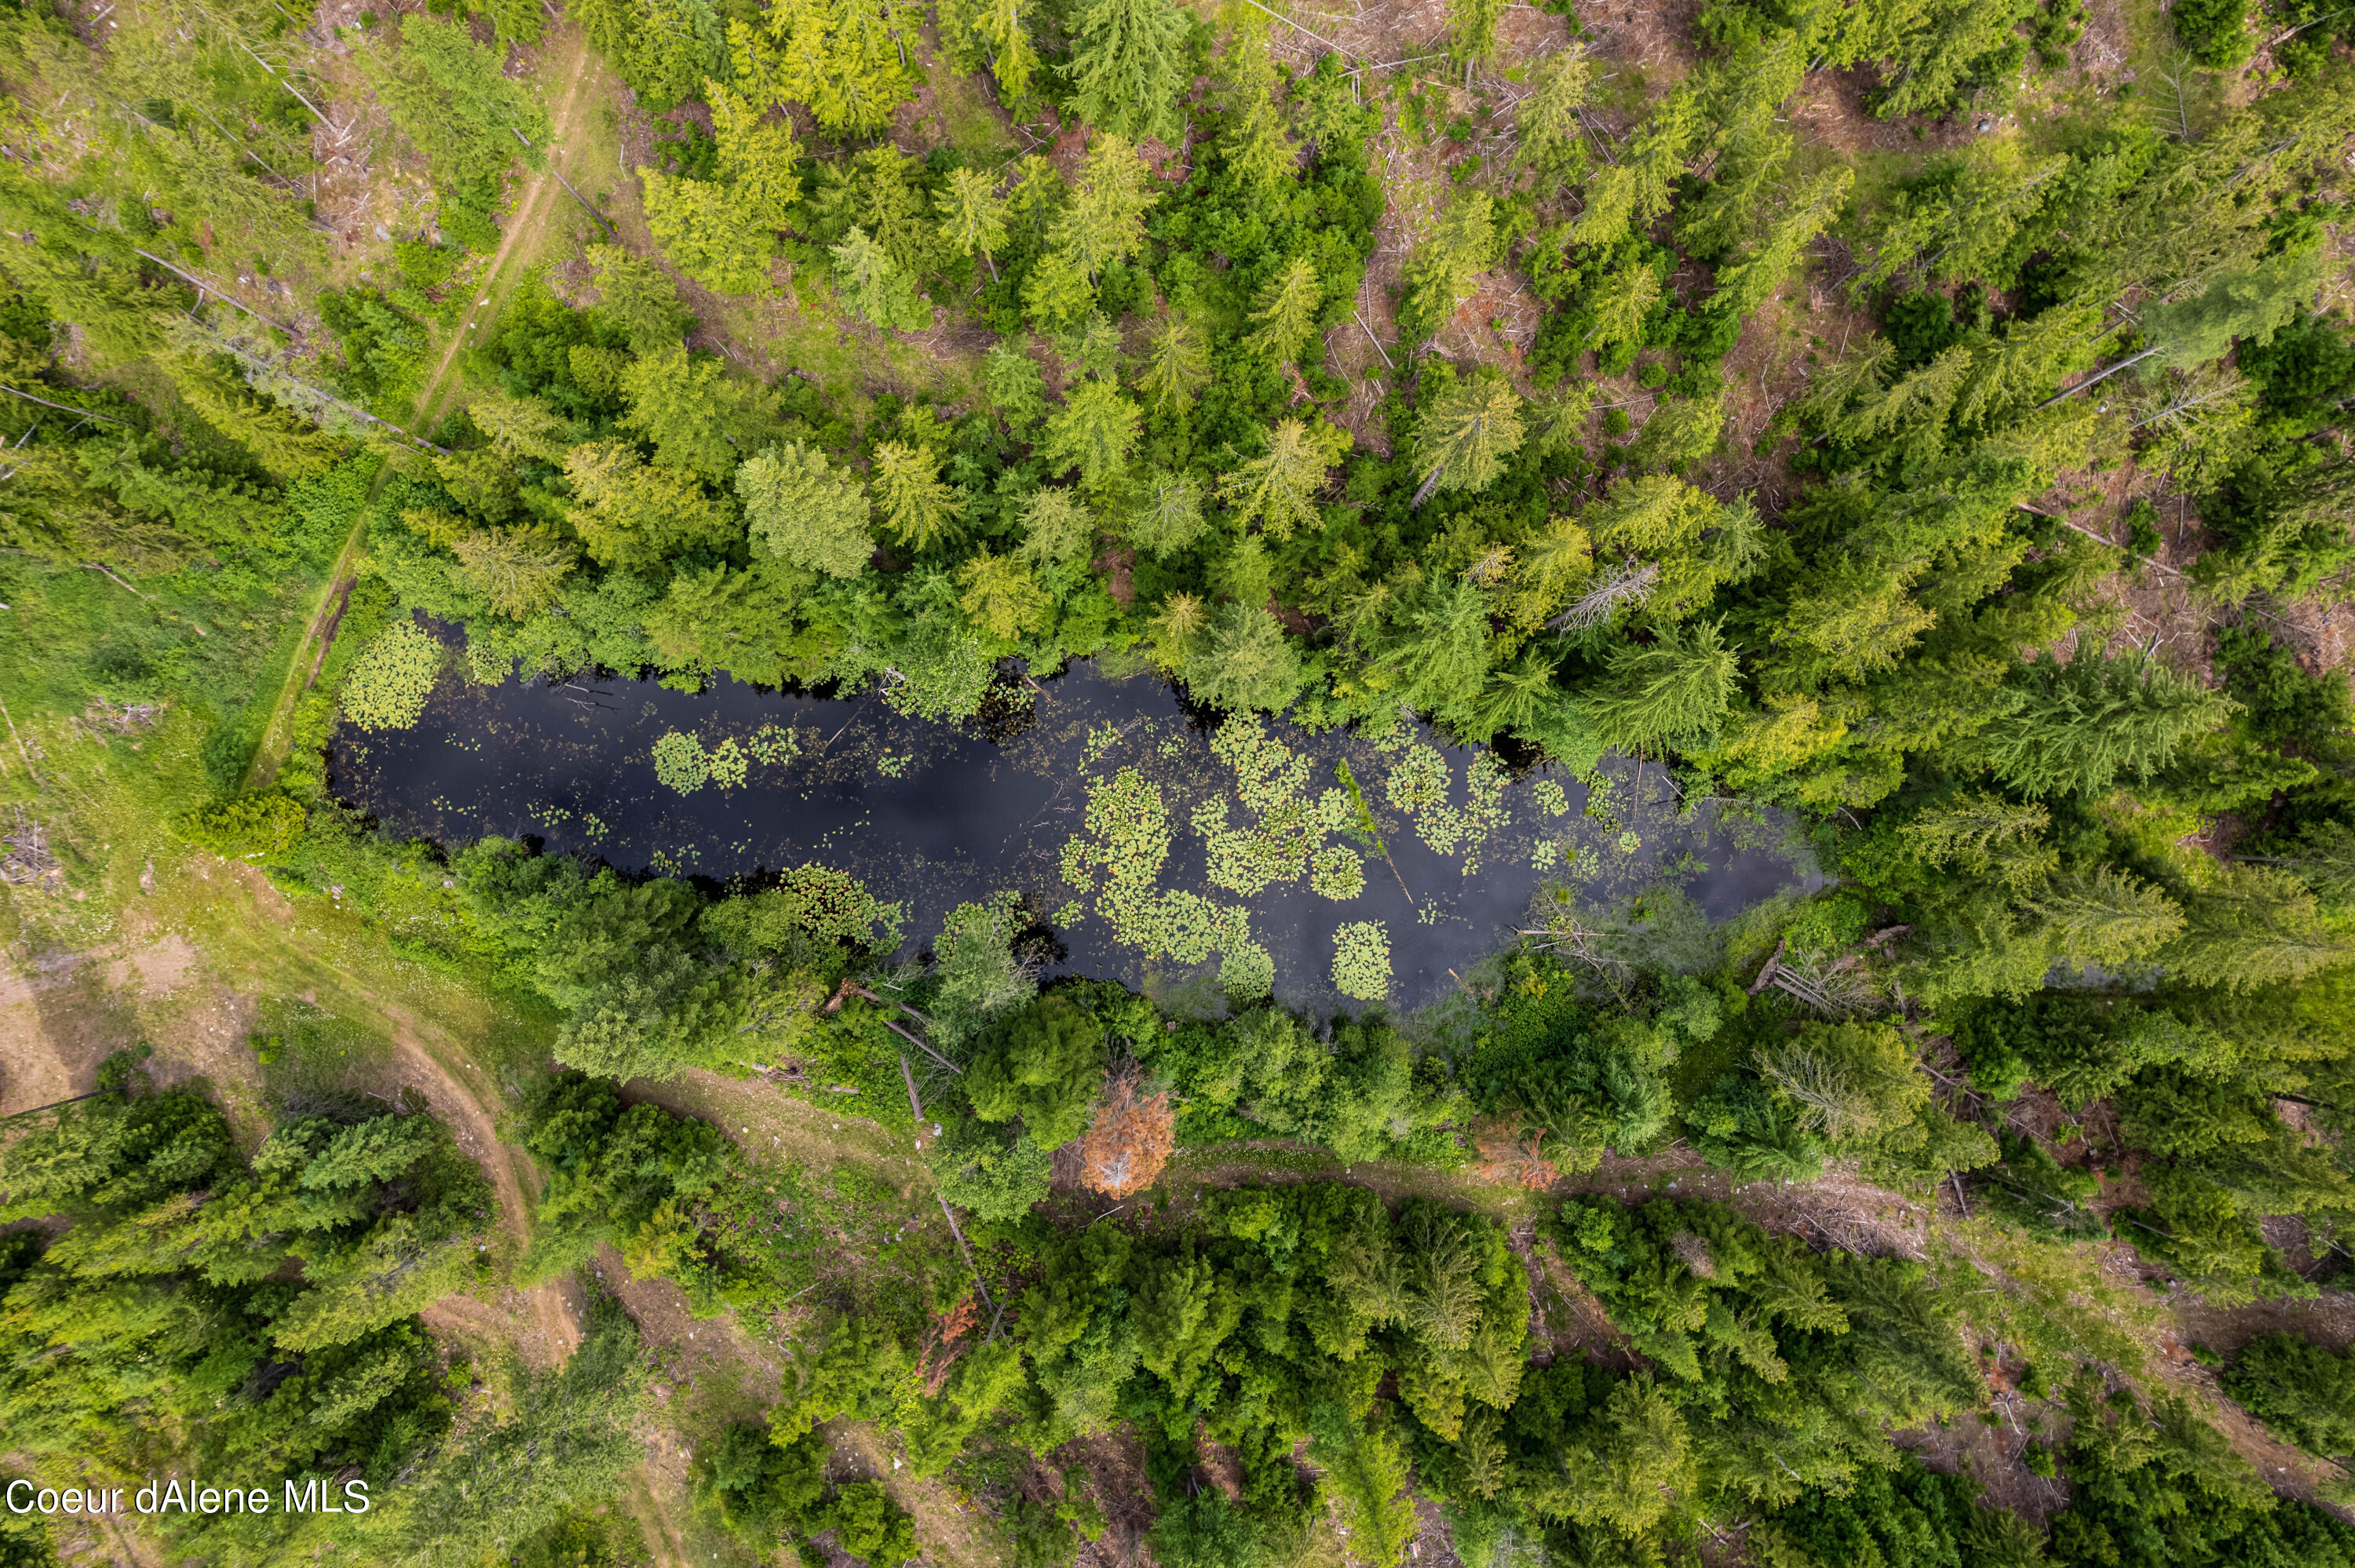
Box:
[330,649,1816,1013]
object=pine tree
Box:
[466,391,570,463]
[176,373,344,482]
[1048,134,1159,280]
[1066,0,1191,146]
[1572,86,1702,250]
[871,441,966,550]
[1413,374,1524,507]
[1040,379,1142,489]
[2021,866,2186,967]
[738,439,874,578]
[1136,312,1210,413]
[1185,602,1303,713]
[1123,469,1207,556]
[958,548,1053,640]
[1981,652,2236,799]
[1243,257,1323,363]
[1398,193,1495,348]
[1503,516,1594,630]
[1473,651,1565,740]
[587,244,696,351]
[451,528,577,620]
[1579,619,1738,755]
[1023,249,1097,330]
[1517,50,1590,189]
[1215,418,1345,540]
[938,167,1010,282]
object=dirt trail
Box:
[346,979,582,1364]
[245,27,604,792]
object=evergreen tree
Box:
[709,81,805,231]
[1981,652,2236,799]
[2223,1334,2355,1459]
[642,171,776,295]
[1067,0,1191,146]
[451,528,576,619]
[958,548,1053,640]
[1123,470,1207,556]
[1243,257,1323,363]
[1040,379,1142,489]
[1019,487,1094,566]
[1572,86,1701,250]
[739,440,874,578]
[1447,0,1507,76]
[2166,865,2355,991]
[1375,576,1494,727]
[1049,135,1159,280]
[587,244,696,351]
[1399,193,1495,348]
[1517,49,1590,189]
[984,341,1049,432]
[1218,29,1295,195]
[871,441,966,550]
[564,441,740,568]
[1580,620,1738,755]
[1185,602,1303,713]
[832,226,928,330]
[2021,866,2185,967]
[1215,418,1345,540]
[1413,374,1524,507]
[1137,312,1210,413]
[938,167,1010,283]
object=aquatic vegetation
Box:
[341,621,444,731]
[748,723,801,765]
[1534,779,1571,816]
[652,730,711,793]
[707,736,750,789]
[1331,921,1390,1001]
[1311,844,1367,900]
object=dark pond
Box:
[330,648,1819,1014]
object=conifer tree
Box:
[1243,257,1323,363]
[958,548,1053,640]
[1219,29,1295,195]
[1186,602,1302,713]
[1580,620,1738,755]
[1137,313,1210,413]
[1399,193,1495,348]
[451,528,576,620]
[1375,576,1495,727]
[1447,0,1507,78]
[587,244,696,352]
[1981,652,2235,799]
[708,82,805,231]
[973,0,1039,102]
[1048,135,1159,281]
[1413,374,1524,507]
[2021,866,2186,967]
[1516,49,1590,189]
[1040,379,1142,489]
[1067,0,1191,146]
[938,168,1010,283]
[641,171,776,296]
[1216,418,1345,540]
[1585,264,1662,358]
[1704,168,1850,325]
[739,440,875,578]
[984,342,1049,432]
[871,441,966,551]
[1572,86,1702,250]
[1019,487,1094,566]
[832,227,926,330]
[1123,470,1207,556]
[2166,865,2355,990]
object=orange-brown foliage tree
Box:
[1078,1062,1176,1198]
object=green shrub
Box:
[177,789,308,860]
